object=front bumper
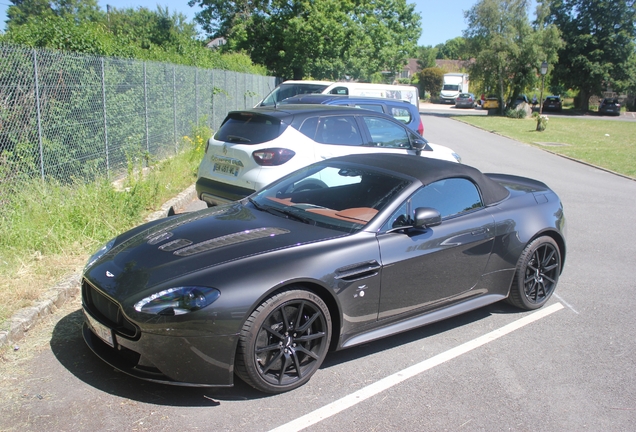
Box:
[83,307,238,387]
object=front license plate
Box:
[85,312,115,347]
[213,162,240,177]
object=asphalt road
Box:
[1,114,635,431]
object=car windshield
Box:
[458,94,471,98]
[251,162,411,233]
[261,83,331,106]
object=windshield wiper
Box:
[248,198,315,225]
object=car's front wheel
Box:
[507,236,561,310]
[235,289,332,393]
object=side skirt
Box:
[341,294,506,348]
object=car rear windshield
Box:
[458,93,472,98]
[261,83,330,106]
[214,113,285,144]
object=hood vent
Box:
[159,238,193,252]
[147,231,174,245]
[174,227,290,257]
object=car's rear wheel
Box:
[235,289,331,393]
[507,236,561,310]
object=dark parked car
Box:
[598,98,621,116]
[455,93,477,108]
[542,96,562,112]
[279,94,424,135]
[82,153,566,394]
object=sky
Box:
[0,0,537,47]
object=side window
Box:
[362,116,410,149]
[315,116,364,146]
[354,103,384,113]
[411,178,483,218]
[390,107,412,124]
[299,117,319,140]
[329,87,349,95]
[385,201,410,230]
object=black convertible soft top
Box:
[330,153,510,206]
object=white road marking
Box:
[553,293,579,314]
[269,302,565,432]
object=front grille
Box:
[82,279,139,338]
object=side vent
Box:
[335,260,381,282]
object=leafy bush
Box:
[505,108,528,119]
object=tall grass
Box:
[0,122,210,326]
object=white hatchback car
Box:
[196,105,461,206]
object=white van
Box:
[259,80,420,110]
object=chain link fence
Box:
[0,44,277,198]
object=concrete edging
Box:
[0,184,198,349]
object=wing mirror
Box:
[413,207,441,228]
[412,138,427,156]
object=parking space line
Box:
[269,302,565,432]
[553,293,578,314]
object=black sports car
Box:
[82,153,566,394]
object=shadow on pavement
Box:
[321,301,520,369]
[50,309,264,406]
[50,302,523,404]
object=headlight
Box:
[84,238,116,272]
[134,286,221,315]
[452,152,462,163]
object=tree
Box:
[107,6,198,50]
[416,45,438,69]
[6,0,55,27]
[542,0,636,111]
[188,0,422,80]
[435,37,468,60]
[1,6,265,74]
[463,0,562,113]
[6,0,102,29]
[418,67,444,99]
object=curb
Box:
[0,185,199,350]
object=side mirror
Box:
[412,138,427,156]
[413,207,441,228]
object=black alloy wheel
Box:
[507,236,561,310]
[235,289,332,393]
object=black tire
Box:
[235,289,331,393]
[506,236,561,310]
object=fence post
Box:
[173,65,177,153]
[195,68,199,124]
[32,49,45,180]
[100,57,110,178]
[143,62,149,153]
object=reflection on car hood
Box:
[84,204,344,298]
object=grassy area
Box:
[0,124,210,326]
[457,115,636,178]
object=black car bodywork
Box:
[542,96,563,112]
[599,98,621,116]
[83,154,566,393]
